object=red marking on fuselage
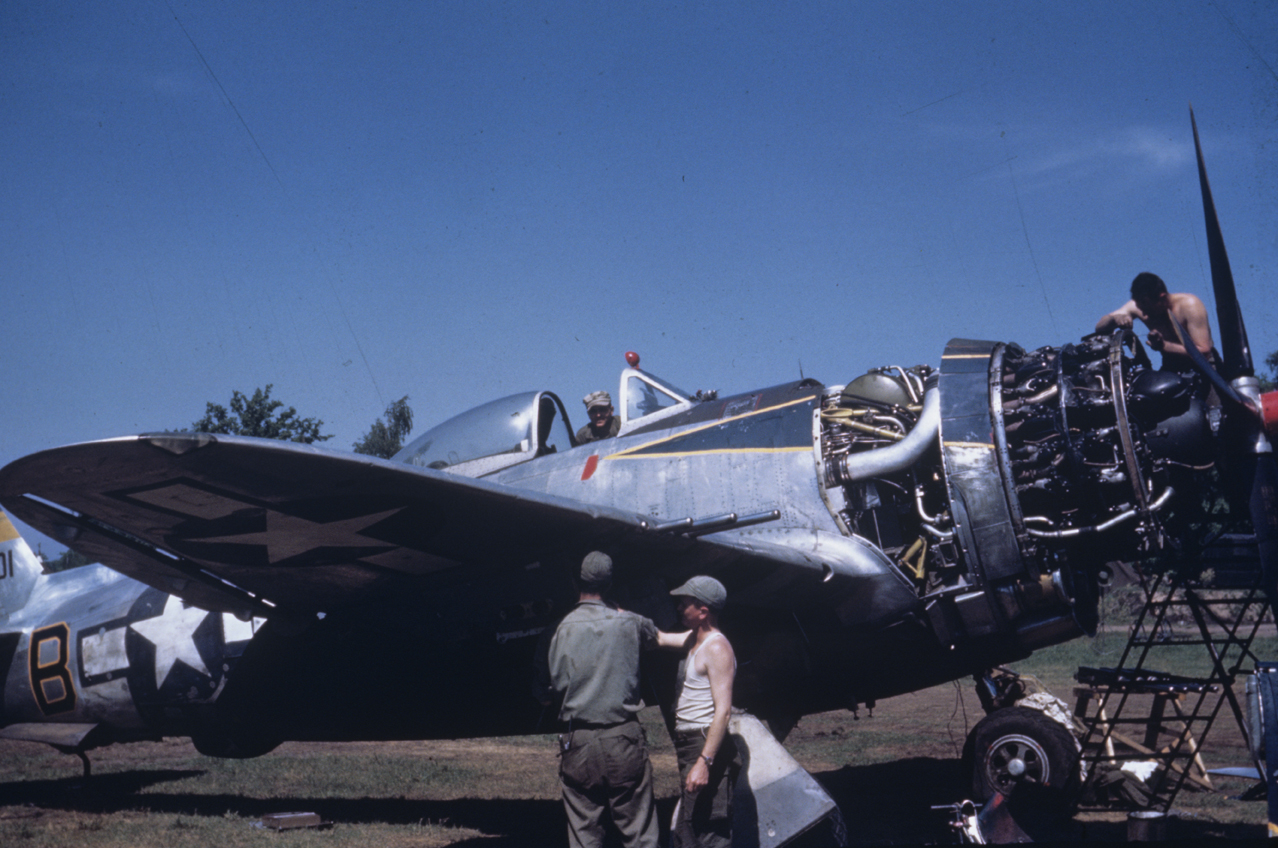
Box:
[581,454,600,481]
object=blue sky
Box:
[2,1,1275,554]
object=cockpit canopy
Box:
[394,392,574,476]
[394,364,697,477]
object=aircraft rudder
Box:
[0,511,45,622]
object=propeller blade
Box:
[1190,106,1253,379]
[1167,312,1251,414]
[1188,111,1276,612]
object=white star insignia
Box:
[187,507,402,564]
[129,595,211,687]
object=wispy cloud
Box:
[1113,127,1188,170]
[1019,127,1187,181]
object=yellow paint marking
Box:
[0,512,19,543]
[942,441,994,450]
[603,395,817,460]
[33,624,68,668]
[941,353,989,359]
[607,446,812,461]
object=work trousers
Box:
[558,720,658,848]
[672,729,738,848]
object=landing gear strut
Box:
[53,745,92,780]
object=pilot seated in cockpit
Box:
[577,391,621,444]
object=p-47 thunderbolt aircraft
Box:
[1,112,1274,811]
[0,510,265,769]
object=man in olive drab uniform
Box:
[577,391,620,444]
[669,576,737,848]
[548,552,686,848]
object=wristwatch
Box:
[701,754,713,766]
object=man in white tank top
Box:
[669,576,736,848]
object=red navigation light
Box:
[625,351,640,368]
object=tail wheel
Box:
[963,706,1080,808]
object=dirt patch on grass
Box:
[1,669,1271,845]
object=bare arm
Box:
[1148,296,1214,359]
[684,637,735,793]
[1096,300,1139,332]
[657,629,692,649]
[1171,295,1214,356]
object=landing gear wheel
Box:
[962,706,1080,813]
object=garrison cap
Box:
[670,575,727,610]
[579,551,613,590]
[583,391,612,410]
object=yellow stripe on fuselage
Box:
[942,441,994,450]
[609,446,812,460]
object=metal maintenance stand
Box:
[1073,536,1271,811]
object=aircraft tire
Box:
[962,706,1080,813]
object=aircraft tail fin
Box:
[0,511,44,622]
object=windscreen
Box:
[624,372,689,421]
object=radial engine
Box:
[819,331,1212,655]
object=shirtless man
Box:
[1096,272,1216,373]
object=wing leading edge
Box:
[0,433,889,621]
[0,434,665,616]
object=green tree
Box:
[193,385,332,443]
[353,396,414,459]
[1261,350,1278,393]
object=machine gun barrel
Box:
[647,509,781,537]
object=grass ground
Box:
[1,632,1274,845]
